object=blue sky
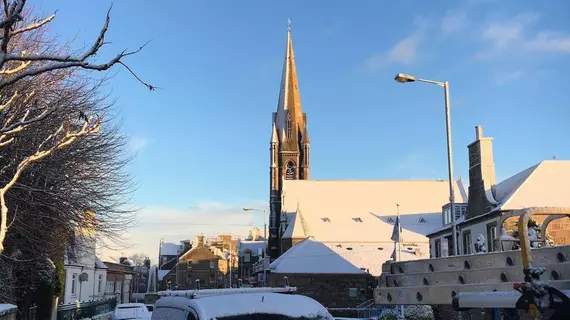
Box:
[31,0,570,258]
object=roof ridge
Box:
[499,162,542,209]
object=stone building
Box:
[161,235,221,290]
[427,126,570,257]
[238,239,265,284]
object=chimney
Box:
[466,126,497,219]
[196,234,205,247]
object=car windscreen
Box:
[115,306,146,319]
[151,308,188,320]
[217,314,328,320]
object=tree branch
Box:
[0,115,102,254]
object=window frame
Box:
[71,273,77,295]
[486,222,497,252]
[462,230,472,255]
[434,239,442,258]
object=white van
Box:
[151,292,334,320]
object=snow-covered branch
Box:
[0,115,102,253]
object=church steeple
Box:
[269,21,310,260]
[273,20,307,152]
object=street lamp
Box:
[394,73,458,256]
[242,207,268,286]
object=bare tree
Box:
[0,0,153,254]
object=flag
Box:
[391,216,403,242]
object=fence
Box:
[57,298,116,320]
[327,299,382,319]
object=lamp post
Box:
[394,73,458,256]
[243,207,268,286]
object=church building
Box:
[267,24,468,264]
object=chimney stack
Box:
[196,234,205,247]
[475,126,483,140]
[466,125,497,219]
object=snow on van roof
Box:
[196,293,333,320]
[157,287,297,297]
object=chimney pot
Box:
[475,126,483,140]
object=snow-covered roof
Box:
[325,242,429,276]
[238,240,266,256]
[160,242,181,256]
[0,304,16,315]
[270,237,366,274]
[158,270,169,281]
[280,179,466,242]
[494,160,570,210]
[94,258,108,269]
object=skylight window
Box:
[352,217,363,222]
[321,217,330,222]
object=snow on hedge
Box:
[379,305,434,320]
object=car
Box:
[151,292,334,320]
[112,303,152,320]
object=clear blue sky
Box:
[30,0,570,256]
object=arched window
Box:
[285,161,296,180]
[286,116,292,139]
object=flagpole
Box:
[396,204,404,320]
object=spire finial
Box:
[288,18,292,31]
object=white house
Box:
[427,126,570,257]
[63,233,107,305]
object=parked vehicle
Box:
[112,303,152,320]
[151,292,334,320]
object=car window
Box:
[151,308,188,320]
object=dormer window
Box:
[387,217,394,223]
[352,217,363,222]
[321,217,330,222]
[419,217,426,223]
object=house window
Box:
[71,274,77,295]
[210,260,216,269]
[285,161,296,180]
[98,274,103,294]
[442,206,452,225]
[487,222,497,252]
[244,251,251,262]
[352,217,363,222]
[463,231,472,255]
[434,239,441,258]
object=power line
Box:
[140,222,263,227]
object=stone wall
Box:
[503,216,570,245]
[267,273,373,308]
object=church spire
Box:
[274,20,305,145]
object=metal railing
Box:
[57,298,117,320]
[327,300,381,319]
